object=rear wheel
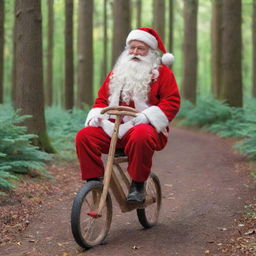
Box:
[71,181,112,249]
[137,173,161,228]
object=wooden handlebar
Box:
[106,110,137,117]
[101,106,138,116]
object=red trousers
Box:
[75,124,167,182]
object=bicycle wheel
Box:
[71,181,112,249]
[137,172,161,228]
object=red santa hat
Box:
[126,27,174,66]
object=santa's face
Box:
[128,40,150,58]
[108,46,159,107]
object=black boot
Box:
[127,180,145,203]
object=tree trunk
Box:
[181,0,198,104]
[15,0,55,153]
[46,0,54,106]
[12,2,17,105]
[77,0,93,108]
[101,0,108,83]
[253,0,256,97]
[64,0,74,110]
[112,0,130,65]
[220,0,242,107]
[0,0,4,103]
[168,0,174,52]
[153,0,165,42]
[211,0,222,98]
[136,0,142,28]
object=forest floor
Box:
[0,127,255,256]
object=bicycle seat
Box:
[114,148,126,157]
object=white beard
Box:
[108,49,159,108]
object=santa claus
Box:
[76,27,180,203]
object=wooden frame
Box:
[96,106,155,216]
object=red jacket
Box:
[85,65,181,134]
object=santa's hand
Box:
[99,119,114,137]
[118,121,134,139]
[133,113,149,125]
[88,116,101,127]
[88,112,109,127]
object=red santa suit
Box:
[76,64,180,182]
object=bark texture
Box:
[77,0,93,107]
[112,0,130,64]
[220,0,242,107]
[64,0,74,110]
[12,2,17,104]
[181,0,198,104]
[46,0,54,106]
[253,0,256,97]
[168,0,174,52]
[101,0,108,83]
[15,0,54,153]
[0,0,4,103]
[211,0,222,98]
[153,0,165,42]
[136,0,142,28]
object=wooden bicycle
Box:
[71,106,162,249]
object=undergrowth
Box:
[45,106,88,160]
[0,105,51,194]
[0,104,88,194]
[177,97,256,160]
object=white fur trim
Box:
[134,99,149,112]
[126,30,158,49]
[161,53,174,66]
[85,108,103,126]
[100,120,114,137]
[142,106,169,132]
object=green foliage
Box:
[179,97,256,160]
[0,105,51,193]
[45,106,88,159]
[175,99,194,119]
[179,97,232,128]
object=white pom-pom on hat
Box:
[161,53,174,66]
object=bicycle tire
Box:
[136,172,161,228]
[71,181,112,249]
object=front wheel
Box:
[71,181,112,249]
[137,173,161,228]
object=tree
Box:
[220,0,242,107]
[168,0,174,52]
[101,0,108,83]
[181,0,198,104]
[64,0,74,110]
[15,0,54,153]
[211,0,222,98]
[136,0,142,28]
[45,0,54,106]
[77,0,94,107]
[253,0,256,97]
[12,2,17,104]
[153,0,165,42]
[112,0,130,64]
[0,0,4,103]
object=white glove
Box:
[88,116,101,127]
[99,119,114,137]
[118,121,134,139]
[133,113,149,125]
[88,112,109,127]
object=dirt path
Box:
[0,127,254,256]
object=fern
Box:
[180,97,232,128]
[0,104,51,192]
[45,106,88,159]
[179,97,256,160]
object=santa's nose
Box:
[130,47,139,55]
